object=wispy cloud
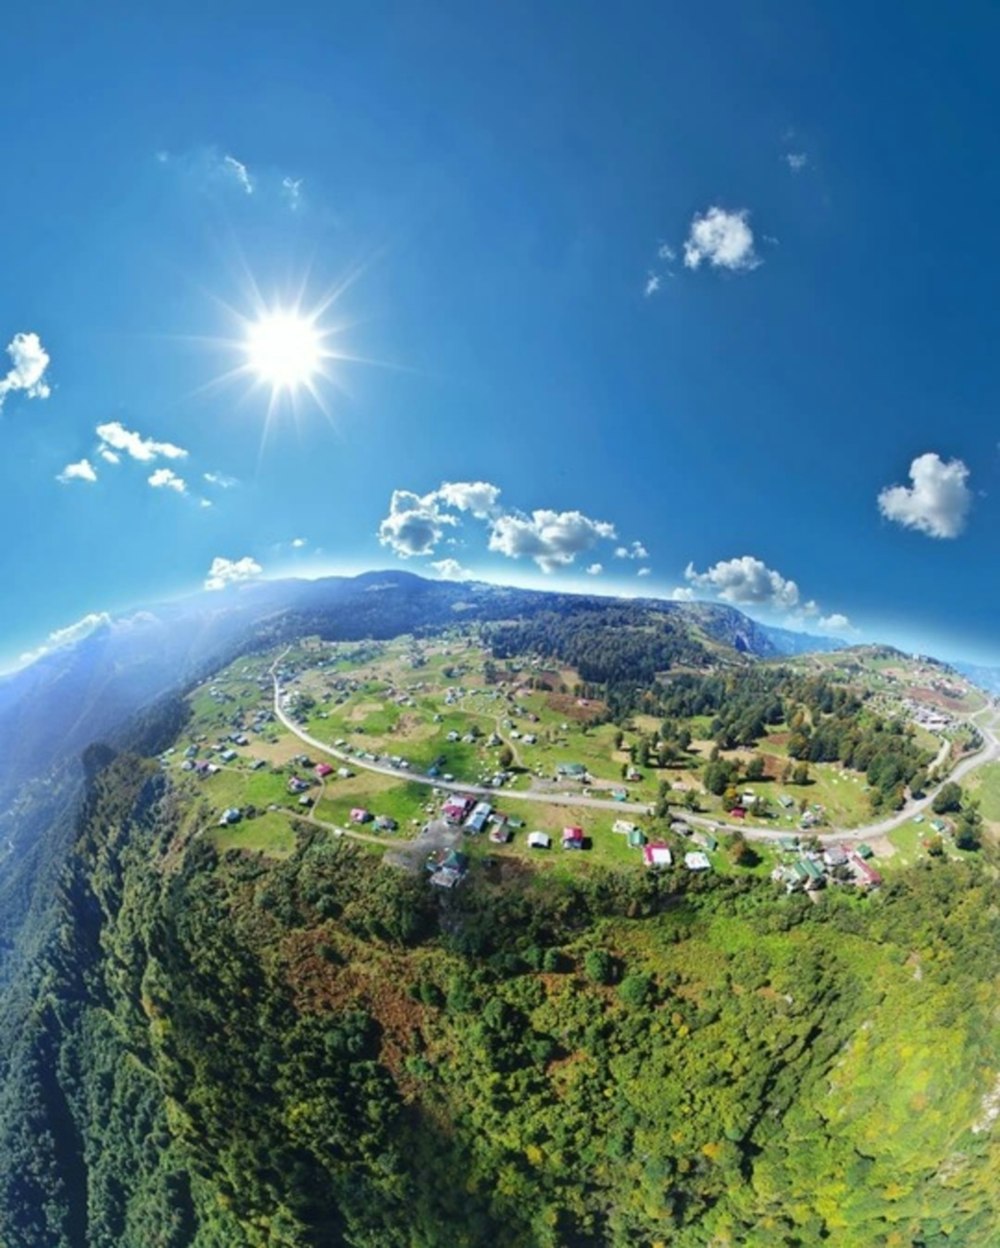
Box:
[222,154,253,194]
[877,452,972,539]
[57,458,97,485]
[784,151,808,172]
[586,563,603,576]
[0,331,52,410]
[203,470,239,489]
[684,206,761,272]
[637,567,651,577]
[644,272,662,298]
[19,611,112,666]
[204,555,263,590]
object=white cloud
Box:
[637,567,652,577]
[0,332,52,410]
[784,152,808,172]
[204,555,263,591]
[281,176,303,209]
[148,467,186,493]
[98,446,120,464]
[436,480,502,518]
[57,458,97,485]
[685,555,800,608]
[877,452,972,539]
[291,537,307,548]
[378,489,456,558]
[49,612,111,647]
[20,611,112,666]
[203,470,238,488]
[658,243,676,262]
[615,540,649,560]
[644,272,661,298]
[669,586,695,601]
[96,420,187,463]
[819,613,851,632]
[586,563,603,576]
[431,558,472,581]
[223,154,253,194]
[683,207,760,272]
[488,509,616,573]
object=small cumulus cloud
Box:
[291,537,307,549]
[436,480,502,518]
[378,480,620,574]
[784,152,808,172]
[644,272,661,298]
[487,509,616,573]
[615,541,649,560]
[669,586,695,601]
[684,207,760,272]
[431,558,472,581]
[819,612,852,632]
[0,331,52,410]
[637,567,652,577]
[586,563,603,576]
[685,555,800,608]
[877,452,972,539]
[148,467,186,494]
[57,458,97,485]
[378,489,457,558]
[98,447,120,464]
[204,555,263,591]
[96,420,187,463]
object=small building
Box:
[221,749,238,763]
[464,801,493,834]
[693,831,718,852]
[801,857,825,889]
[218,807,242,826]
[613,819,637,835]
[627,827,646,849]
[729,808,746,820]
[350,807,373,824]
[684,851,711,871]
[670,821,692,836]
[555,763,587,779]
[288,776,310,794]
[642,843,673,869]
[442,796,473,824]
[611,788,628,802]
[429,849,470,889]
[778,835,800,853]
[823,844,848,869]
[562,825,585,850]
[849,852,883,889]
[856,843,874,860]
[374,816,398,832]
[777,795,796,810]
[336,767,354,779]
[528,831,551,849]
[314,763,334,778]
[489,822,512,844]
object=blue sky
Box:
[4,2,1000,668]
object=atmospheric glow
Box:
[245,311,322,391]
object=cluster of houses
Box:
[612,818,714,872]
[771,839,882,893]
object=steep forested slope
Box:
[1,744,998,1248]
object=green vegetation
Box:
[1,740,998,1247]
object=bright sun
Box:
[245,311,322,391]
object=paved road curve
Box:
[271,655,998,847]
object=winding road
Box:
[271,655,999,847]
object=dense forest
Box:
[1,744,998,1247]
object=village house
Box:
[562,825,585,850]
[643,843,673,869]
